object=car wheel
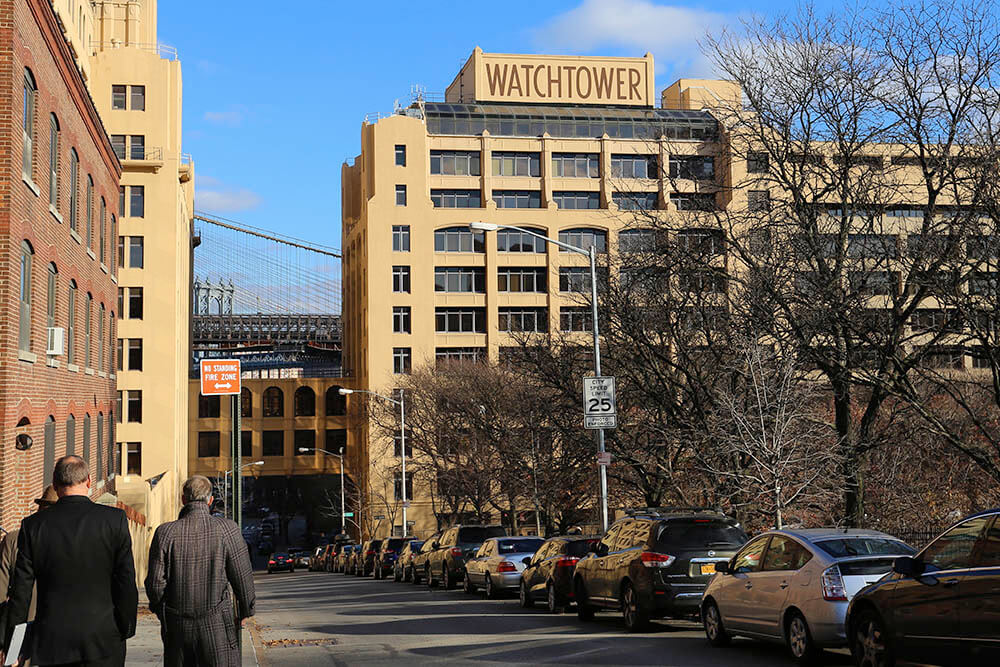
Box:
[374,565,382,580]
[851,609,895,667]
[443,567,451,590]
[575,579,595,621]
[464,573,476,595]
[394,567,402,582]
[787,611,819,664]
[546,583,560,614]
[426,566,436,588]
[485,574,497,599]
[410,567,420,584]
[519,580,533,608]
[702,599,731,647]
[267,568,272,574]
[621,582,650,632]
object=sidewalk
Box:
[129,592,258,665]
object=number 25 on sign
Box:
[200,359,242,396]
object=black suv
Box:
[574,508,747,631]
[356,539,383,577]
[410,532,441,585]
[846,508,1000,667]
[374,537,416,580]
[519,535,598,613]
[426,525,506,589]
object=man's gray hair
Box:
[53,455,89,487]
[182,475,213,503]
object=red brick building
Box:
[0,0,120,528]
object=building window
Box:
[197,431,220,457]
[240,387,252,418]
[497,267,546,292]
[108,311,114,375]
[199,394,220,418]
[110,215,117,274]
[22,69,36,179]
[18,242,32,352]
[130,85,145,111]
[67,280,77,363]
[435,347,484,365]
[678,269,728,294]
[393,430,413,457]
[66,415,76,455]
[128,237,144,268]
[325,428,347,455]
[430,150,480,175]
[431,189,481,208]
[611,154,657,179]
[126,443,141,475]
[669,155,715,180]
[553,191,600,210]
[434,267,485,293]
[393,473,414,502]
[560,267,597,292]
[84,293,93,367]
[671,193,717,211]
[49,115,59,208]
[677,229,725,256]
[493,190,541,209]
[263,387,284,417]
[498,307,548,333]
[559,228,607,253]
[241,431,252,457]
[128,287,143,319]
[326,386,347,416]
[392,265,411,293]
[127,390,142,423]
[492,151,540,177]
[434,227,484,252]
[86,176,94,246]
[44,262,57,332]
[747,152,769,173]
[111,85,127,110]
[618,228,659,253]
[118,186,125,218]
[294,429,316,454]
[435,308,486,333]
[294,387,316,416]
[69,149,79,231]
[129,185,144,217]
[394,144,406,166]
[393,306,411,334]
[748,190,771,213]
[551,153,599,178]
[560,307,592,332]
[392,225,410,252]
[43,416,56,485]
[99,198,107,263]
[393,347,412,374]
[82,414,91,464]
[395,184,407,206]
[262,430,284,456]
[497,228,545,253]
[613,192,658,210]
[127,339,142,371]
[129,135,145,160]
[116,339,123,371]
[98,304,105,370]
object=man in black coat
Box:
[3,455,138,666]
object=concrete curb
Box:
[242,626,259,666]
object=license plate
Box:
[700,563,718,575]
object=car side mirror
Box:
[432,541,439,549]
[596,543,609,557]
[522,556,532,565]
[892,556,925,578]
[714,561,730,575]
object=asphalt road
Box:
[249,570,855,667]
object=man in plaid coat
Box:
[146,476,255,666]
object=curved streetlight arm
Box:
[468,222,588,255]
[339,387,401,406]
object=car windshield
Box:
[815,538,915,558]
[496,538,544,554]
[655,520,748,550]
[407,541,424,552]
[385,538,408,549]
[566,539,598,557]
[369,540,382,550]
[458,526,506,544]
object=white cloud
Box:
[196,186,262,213]
[203,110,244,127]
[533,0,731,78]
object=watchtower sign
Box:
[200,359,241,396]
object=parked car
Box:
[357,539,383,577]
[308,546,326,571]
[394,540,425,582]
[374,537,417,580]
[701,529,914,663]
[464,537,545,598]
[427,525,507,589]
[290,549,310,569]
[574,508,748,632]
[410,532,441,585]
[320,544,336,572]
[519,535,599,612]
[339,544,359,575]
[845,509,1000,667]
[267,552,295,574]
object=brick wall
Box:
[0,0,120,528]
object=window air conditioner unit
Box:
[47,327,65,356]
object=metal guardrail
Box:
[94,41,178,61]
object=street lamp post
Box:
[339,387,408,536]
[469,221,610,533]
[224,460,264,520]
[298,447,347,535]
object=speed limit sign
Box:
[583,376,617,429]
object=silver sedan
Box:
[463,537,545,599]
[701,529,915,664]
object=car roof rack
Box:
[623,506,726,518]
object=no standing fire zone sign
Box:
[200,359,242,396]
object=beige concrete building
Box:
[341,49,738,538]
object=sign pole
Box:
[233,393,242,530]
[589,246,609,534]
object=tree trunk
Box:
[833,376,864,527]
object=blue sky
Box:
[161,0,853,251]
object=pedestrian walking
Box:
[2,456,138,666]
[145,475,255,667]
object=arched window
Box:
[19,241,33,352]
[22,69,36,179]
[86,175,94,247]
[66,414,76,455]
[326,386,347,416]
[558,227,607,253]
[49,114,59,207]
[241,387,252,418]
[82,413,91,466]
[69,149,79,231]
[262,387,283,417]
[44,416,56,485]
[110,215,116,274]
[294,387,315,417]
[85,292,92,368]
[99,197,106,264]
[67,280,77,364]
[108,310,114,374]
[46,263,57,330]
[98,303,105,370]
[96,411,104,481]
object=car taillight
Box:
[639,552,676,568]
[450,547,462,557]
[555,557,580,568]
[268,560,275,565]
[367,550,375,555]
[385,550,396,555]
[497,561,517,573]
[821,565,848,601]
